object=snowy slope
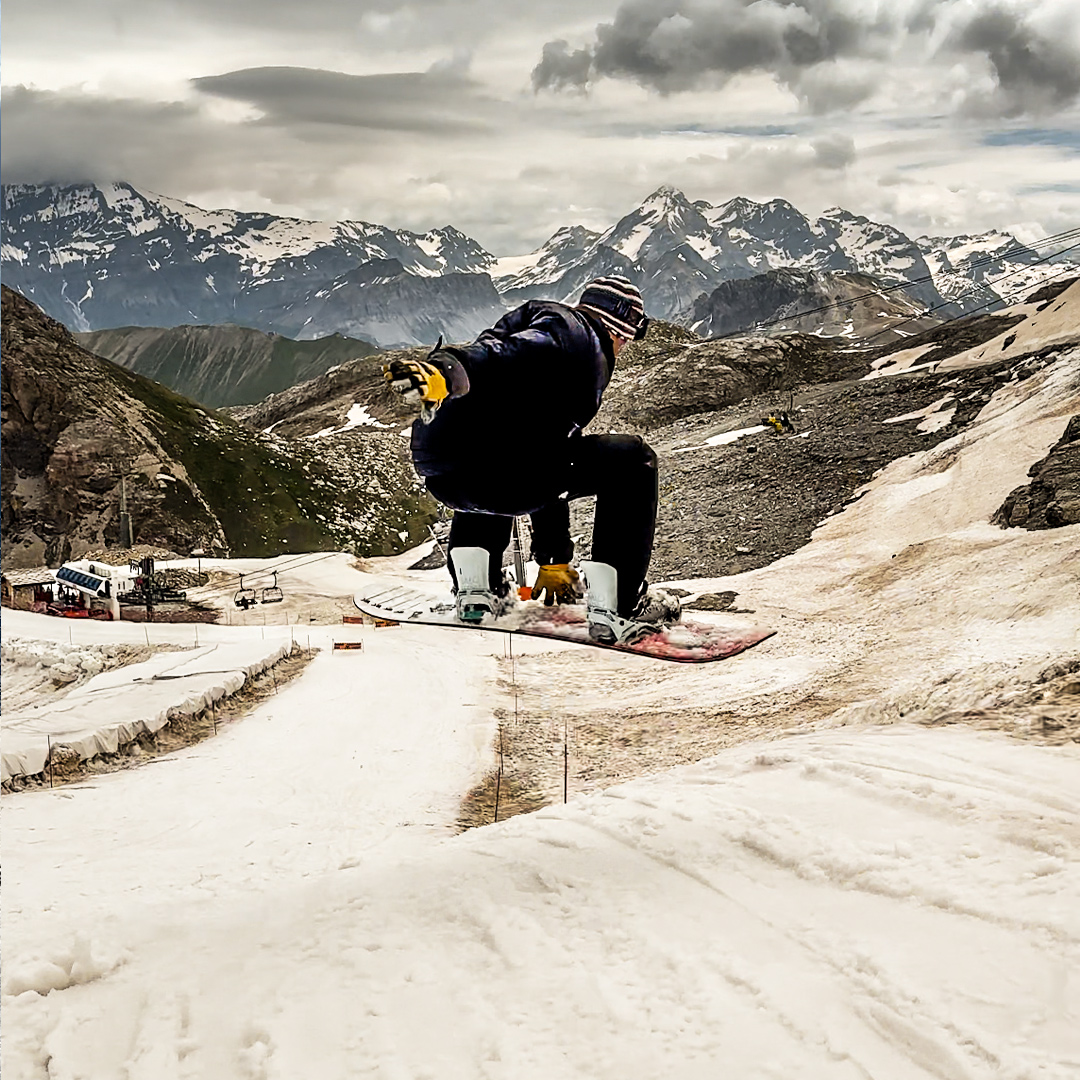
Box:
[2,346,1079,1077]
[1,639,291,781]
[3,721,1077,1079]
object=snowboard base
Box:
[353,580,775,663]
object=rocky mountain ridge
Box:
[690,268,937,341]
[492,185,1074,323]
[1,183,501,348]
[5,181,1074,348]
[224,279,1078,583]
[1,286,436,567]
[4,275,1076,579]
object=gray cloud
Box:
[0,82,386,212]
[533,0,1080,118]
[812,132,856,169]
[4,0,616,67]
[192,65,494,135]
[533,40,595,93]
[0,85,212,187]
[3,3,1078,255]
[533,0,902,101]
[954,6,1080,116]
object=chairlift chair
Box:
[260,571,284,604]
[234,573,257,608]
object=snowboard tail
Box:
[353,580,775,663]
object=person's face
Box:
[611,334,628,356]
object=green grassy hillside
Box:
[3,286,436,566]
[77,324,378,407]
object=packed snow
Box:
[674,424,769,452]
[491,251,543,281]
[1,638,292,782]
[2,342,1079,1077]
[882,394,957,433]
[305,402,394,439]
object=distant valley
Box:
[76,324,378,408]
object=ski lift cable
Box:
[206,551,339,594]
[861,258,1080,351]
[859,257,1080,349]
[709,226,1080,341]
[859,247,1080,349]
[713,226,1080,339]
[196,550,344,600]
[859,240,1080,348]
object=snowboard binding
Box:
[581,561,682,645]
[450,547,517,624]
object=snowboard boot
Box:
[580,561,682,645]
[450,547,516,624]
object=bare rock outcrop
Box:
[2,286,436,567]
[993,414,1080,529]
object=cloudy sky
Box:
[3,0,1079,254]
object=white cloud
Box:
[1,0,1077,254]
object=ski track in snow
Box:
[3,728,1077,1079]
[2,342,1080,1077]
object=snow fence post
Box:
[494,725,503,824]
[563,718,568,804]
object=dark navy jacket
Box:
[411,300,615,480]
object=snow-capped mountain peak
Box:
[4,180,1075,343]
[0,181,503,345]
[637,184,697,220]
[600,186,712,261]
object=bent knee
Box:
[600,434,657,470]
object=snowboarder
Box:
[383,276,681,644]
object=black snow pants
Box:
[426,434,658,617]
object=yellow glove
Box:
[383,359,449,407]
[531,563,582,606]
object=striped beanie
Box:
[576,276,648,342]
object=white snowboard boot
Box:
[580,561,682,645]
[450,547,516,624]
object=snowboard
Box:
[353,579,775,663]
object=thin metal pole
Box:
[493,726,504,824]
[509,634,518,725]
[47,735,54,789]
[563,717,568,804]
[511,517,526,587]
